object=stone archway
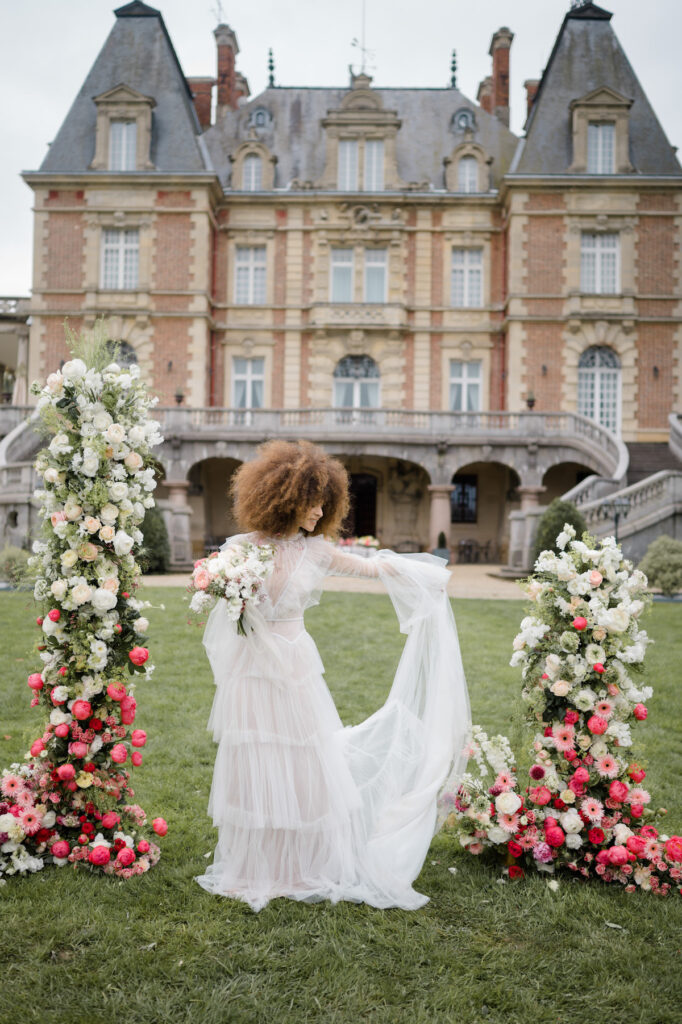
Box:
[185,457,242,558]
[541,461,593,504]
[448,460,521,564]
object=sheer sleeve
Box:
[323,544,381,578]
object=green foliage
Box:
[0,544,30,586]
[437,531,447,549]
[139,506,171,574]
[532,498,587,564]
[0,589,681,1023]
[64,318,118,371]
[639,534,682,596]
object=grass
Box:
[0,589,681,1024]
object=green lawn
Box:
[1,589,681,1024]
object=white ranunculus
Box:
[99,503,119,524]
[92,410,113,431]
[105,423,126,444]
[71,582,93,606]
[61,358,87,381]
[495,791,522,815]
[134,616,149,633]
[113,530,134,556]
[60,549,78,568]
[50,580,67,600]
[91,588,118,612]
[81,449,100,477]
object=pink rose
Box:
[633,704,648,721]
[110,743,127,764]
[55,723,70,738]
[27,672,44,691]
[88,845,111,866]
[595,849,611,865]
[30,739,45,756]
[588,570,603,587]
[193,570,210,590]
[626,835,647,857]
[131,751,143,767]
[608,845,629,866]
[572,616,587,631]
[564,710,580,725]
[107,682,127,701]
[72,700,92,721]
[131,729,147,748]
[592,663,605,674]
[529,785,552,806]
[572,767,590,784]
[68,741,88,759]
[101,811,120,829]
[609,780,629,803]
[56,764,76,781]
[468,842,484,855]
[545,826,565,848]
[152,817,168,837]
[51,840,70,859]
[47,609,61,622]
[665,837,682,863]
[137,839,150,854]
[587,715,608,735]
[129,647,149,667]
[116,846,136,866]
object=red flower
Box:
[81,821,94,835]
[572,616,587,631]
[131,752,143,767]
[543,726,553,737]
[508,865,525,880]
[609,779,629,802]
[56,764,76,782]
[89,718,103,732]
[152,817,168,837]
[27,673,44,691]
[131,729,147,748]
[101,811,120,829]
[588,828,605,845]
[633,704,648,721]
[564,710,580,725]
[626,835,647,857]
[47,609,61,622]
[545,826,565,848]
[507,840,523,858]
[587,715,608,735]
[592,662,605,674]
[88,845,111,866]
[137,839,150,854]
[129,647,149,666]
[628,764,646,783]
[664,836,682,862]
[51,840,70,859]
[72,700,92,721]
[529,785,552,806]
[117,847,135,867]
[106,683,126,702]
[30,739,45,756]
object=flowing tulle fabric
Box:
[195,533,471,911]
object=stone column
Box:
[512,485,546,571]
[427,484,454,552]
[166,480,193,571]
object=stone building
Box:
[2,0,681,568]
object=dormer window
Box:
[243,154,263,191]
[231,141,277,190]
[320,73,402,190]
[249,107,272,130]
[445,142,489,193]
[338,140,358,189]
[453,108,476,133]
[364,140,384,190]
[457,155,478,193]
[90,84,155,172]
[587,122,615,174]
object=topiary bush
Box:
[639,534,682,596]
[139,505,171,574]
[532,498,587,565]
[0,544,30,587]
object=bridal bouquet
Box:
[188,541,275,634]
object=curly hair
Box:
[230,440,350,539]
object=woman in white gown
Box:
[195,440,471,911]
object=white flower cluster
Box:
[189,542,275,626]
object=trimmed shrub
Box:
[139,506,171,574]
[0,545,30,586]
[639,534,682,596]
[532,498,587,565]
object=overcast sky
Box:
[1,0,680,295]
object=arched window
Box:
[106,339,137,367]
[577,346,621,434]
[243,154,263,191]
[333,355,380,408]
[458,155,478,193]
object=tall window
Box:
[235,246,266,304]
[101,229,139,289]
[578,346,621,434]
[333,355,380,407]
[232,356,264,409]
[451,249,483,307]
[581,232,619,294]
[587,123,615,174]
[450,474,477,523]
[243,154,263,191]
[449,360,482,412]
[109,121,136,171]
[338,140,358,190]
[457,155,478,193]
[330,248,354,302]
[364,249,387,302]
[364,140,384,191]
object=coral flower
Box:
[552,724,575,752]
[20,810,43,835]
[595,701,613,719]
[494,771,515,792]
[580,797,604,823]
[1,774,24,797]
[596,755,619,779]
[498,812,521,833]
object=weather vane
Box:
[211,0,224,23]
[350,0,375,76]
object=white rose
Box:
[92,410,113,431]
[109,482,128,503]
[48,433,72,456]
[84,517,101,534]
[100,503,119,524]
[105,423,126,444]
[81,450,100,477]
[50,580,68,600]
[43,467,60,484]
[134,617,149,633]
[61,358,87,381]
[71,582,93,606]
[603,607,630,633]
[60,549,78,568]
[495,791,522,815]
[113,530,134,556]
[124,451,144,471]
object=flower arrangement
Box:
[336,535,380,549]
[440,523,682,894]
[0,325,167,882]
[188,541,275,633]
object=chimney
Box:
[489,27,514,126]
[187,77,214,129]
[234,71,250,105]
[214,24,239,111]
[524,79,540,119]
[477,76,493,115]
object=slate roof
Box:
[203,86,519,191]
[511,2,682,176]
[38,2,210,174]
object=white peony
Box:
[602,607,630,633]
[134,616,149,633]
[565,833,583,850]
[92,410,113,431]
[495,791,522,815]
[487,826,509,844]
[50,686,69,703]
[113,530,134,556]
[99,503,119,524]
[48,433,72,456]
[559,809,583,834]
[105,423,126,444]
[81,448,100,477]
[50,580,68,600]
[71,582,93,606]
[91,588,118,612]
[109,482,128,503]
[61,358,87,381]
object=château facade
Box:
[2,0,682,568]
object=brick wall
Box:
[42,317,83,375]
[523,323,564,410]
[151,318,192,404]
[524,215,565,296]
[636,213,676,295]
[637,323,675,428]
[45,213,84,289]
[153,214,192,290]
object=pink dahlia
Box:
[529,764,546,781]
[596,755,619,779]
[580,797,604,823]
[552,724,575,752]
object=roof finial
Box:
[450,50,457,88]
[570,1,590,8]
[267,48,275,87]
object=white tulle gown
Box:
[195,532,471,911]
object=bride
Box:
[195,439,471,911]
